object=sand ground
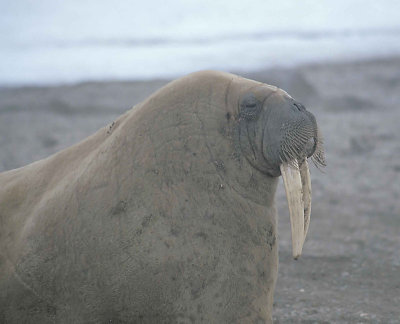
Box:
[1,58,399,323]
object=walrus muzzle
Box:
[280,159,311,259]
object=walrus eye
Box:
[245,101,257,108]
[240,93,261,121]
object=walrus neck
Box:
[213,143,279,207]
[199,118,279,207]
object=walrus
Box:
[0,71,325,323]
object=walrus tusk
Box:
[280,159,311,259]
[299,159,311,242]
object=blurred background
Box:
[1,0,400,85]
[1,1,400,322]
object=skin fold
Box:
[0,71,324,323]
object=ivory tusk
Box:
[280,159,311,259]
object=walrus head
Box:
[236,86,326,259]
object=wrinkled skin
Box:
[0,71,324,323]
[237,88,323,177]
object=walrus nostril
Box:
[293,102,305,112]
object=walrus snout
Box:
[236,86,326,259]
[275,108,325,259]
[248,95,325,259]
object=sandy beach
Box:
[1,57,399,322]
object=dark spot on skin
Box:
[107,121,116,134]
[214,159,225,171]
[191,287,201,299]
[141,214,152,227]
[183,142,190,152]
[204,211,213,219]
[231,148,240,161]
[170,226,181,237]
[257,261,269,281]
[46,305,57,316]
[194,232,208,240]
[265,224,276,251]
[111,200,127,216]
